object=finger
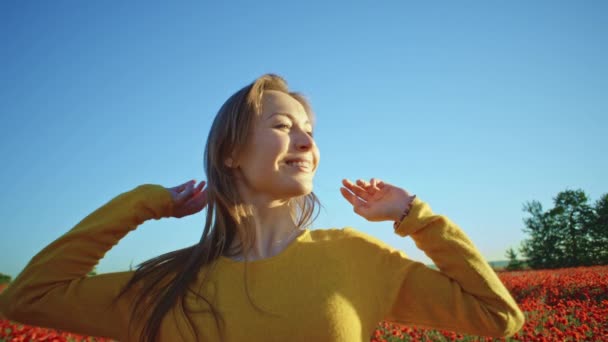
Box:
[184,188,208,210]
[342,179,371,200]
[177,182,195,202]
[192,180,206,194]
[370,178,381,194]
[177,180,196,192]
[359,179,379,196]
[341,187,371,216]
[340,187,364,208]
[356,179,370,188]
[355,179,375,197]
[343,178,365,192]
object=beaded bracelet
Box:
[393,195,417,230]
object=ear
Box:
[225,149,242,168]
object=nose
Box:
[295,129,315,151]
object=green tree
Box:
[590,194,608,265]
[520,200,561,269]
[505,247,525,271]
[520,189,607,269]
[550,190,595,267]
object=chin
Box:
[284,183,314,198]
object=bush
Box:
[0,272,11,284]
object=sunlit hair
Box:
[114,74,321,342]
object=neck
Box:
[230,194,304,261]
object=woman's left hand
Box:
[166,180,208,219]
[340,178,414,222]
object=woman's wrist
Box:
[393,195,416,229]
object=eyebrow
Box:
[267,112,311,126]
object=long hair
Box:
[113,74,321,342]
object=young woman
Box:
[0,74,524,341]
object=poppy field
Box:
[372,265,608,341]
[1,266,607,341]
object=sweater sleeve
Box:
[0,184,174,340]
[379,197,525,338]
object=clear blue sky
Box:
[1,1,606,277]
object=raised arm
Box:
[340,178,525,338]
[386,196,524,337]
[0,184,174,339]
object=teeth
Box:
[287,161,310,167]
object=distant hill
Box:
[488,260,510,269]
[426,260,510,270]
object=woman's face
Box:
[232,90,319,202]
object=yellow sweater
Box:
[0,184,524,341]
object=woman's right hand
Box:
[166,180,208,218]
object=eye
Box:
[274,122,314,137]
[275,123,291,130]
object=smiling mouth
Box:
[285,161,313,172]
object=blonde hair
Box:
[115,74,321,342]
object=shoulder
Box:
[309,227,399,253]
[307,228,409,270]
